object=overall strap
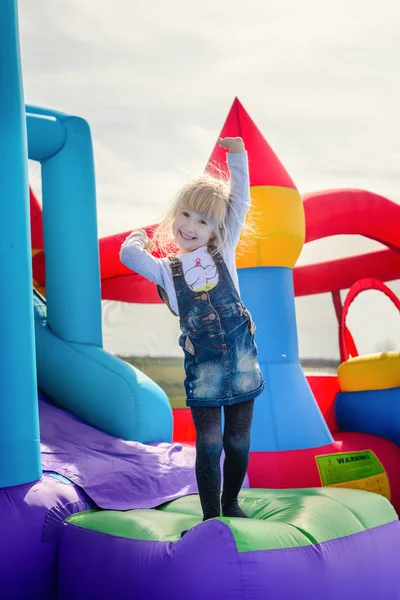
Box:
[208,245,240,300]
[169,255,184,277]
[157,255,185,317]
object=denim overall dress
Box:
[165,249,264,408]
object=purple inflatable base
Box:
[1,473,400,600]
[0,474,94,600]
[58,518,400,600]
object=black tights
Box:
[191,399,254,520]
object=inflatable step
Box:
[57,487,400,600]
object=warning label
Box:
[315,450,391,501]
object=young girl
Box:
[120,137,264,529]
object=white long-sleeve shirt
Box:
[120,151,251,316]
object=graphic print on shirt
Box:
[184,257,218,292]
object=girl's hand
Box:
[127,228,149,249]
[218,136,245,153]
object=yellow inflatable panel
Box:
[236,186,305,269]
[236,234,304,270]
[338,351,400,392]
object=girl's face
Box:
[172,208,215,253]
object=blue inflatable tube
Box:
[239,266,333,452]
[336,387,400,448]
[0,0,41,487]
[33,292,172,443]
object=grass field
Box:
[121,356,187,408]
[119,356,339,409]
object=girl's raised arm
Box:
[218,137,251,249]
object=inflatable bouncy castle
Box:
[2,2,400,599]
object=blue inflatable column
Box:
[41,114,102,345]
[240,267,334,452]
[0,0,42,486]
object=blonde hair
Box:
[150,169,230,257]
[149,165,257,258]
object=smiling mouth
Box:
[180,230,197,241]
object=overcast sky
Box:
[20,0,400,358]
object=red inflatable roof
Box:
[206,98,297,189]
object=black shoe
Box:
[222,502,248,518]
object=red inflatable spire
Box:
[206,97,297,189]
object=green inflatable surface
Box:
[67,487,397,552]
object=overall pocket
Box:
[242,309,256,335]
[179,333,196,357]
[184,334,196,356]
